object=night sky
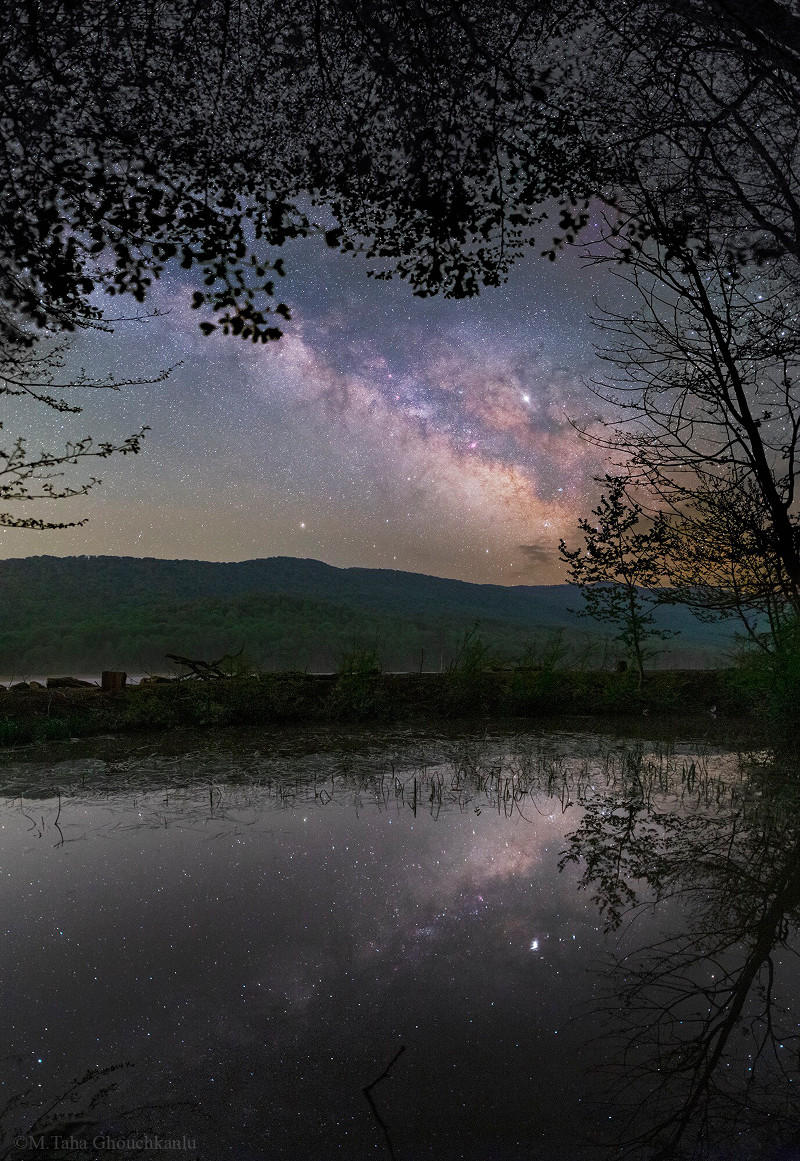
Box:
[0,237,623,583]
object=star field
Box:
[0,238,620,582]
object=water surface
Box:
[0,725,797,1160]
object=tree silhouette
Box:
[559,477,674,683]
[7,0,800,535]
[0,337,170,529]
[575,187,800,645]
[0,1,578,345]
[4,0,800,335]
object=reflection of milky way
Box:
[0,749,619,1157]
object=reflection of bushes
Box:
[0,1063,185,1161]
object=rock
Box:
[101,671,127,691]
[28,680,45,690]
[46,676,95,689]
[9,681,30,691]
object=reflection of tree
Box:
[13,731,798,1157]
[561,757,800,1158]
[0,1063,200,1161]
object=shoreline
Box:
[0,668,765,749]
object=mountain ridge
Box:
[0,554,738,672]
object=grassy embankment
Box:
[0,663,772,748]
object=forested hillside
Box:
[0,556,737,675]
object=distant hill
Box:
[0,555,740,675]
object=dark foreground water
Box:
[1,725,798,1161]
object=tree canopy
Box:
[6,0,800,570]
[5,0,800,342]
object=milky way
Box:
[0,238,622,582]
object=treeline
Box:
[0,555,734,676]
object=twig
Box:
[362,1045,406,1160]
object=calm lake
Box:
[1,724,798,1160]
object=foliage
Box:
[7,0,799,344]
[0,666,754,749]
[560,478,676,683]
[6,2,798,334]
[330,649,383,717]
[516,630,567,673]
[447,622,495,675]
[0,1,580,346]
[337,647,381,677]
[0,337,167,528]
[507,630,566,709]
[6,0,800,540]
[730,613,800,730]
[444,623,497,711]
